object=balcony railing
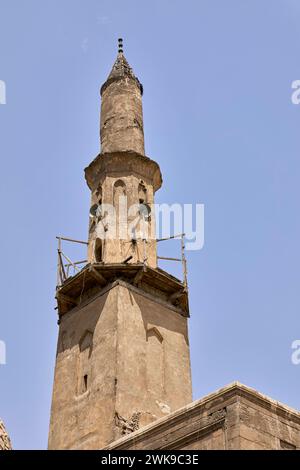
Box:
[56,236,88,288]
[56,233,188,290]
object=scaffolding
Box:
[156,233,188,291]
[56,236,88,288]
[56,233,188,290]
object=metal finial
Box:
[118,37,123,53]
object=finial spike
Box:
[118,37,123,54]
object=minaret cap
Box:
[100,38,143,95]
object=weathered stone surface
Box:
[48,283,192,449]
[101,51,143,96]
[85,152,161,268]
[0,420,12,450]
[100,52,144,155]
[56,266,189,318]
[105,383,300,450]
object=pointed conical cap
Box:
[101,39,143,95]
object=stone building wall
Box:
[106,382,300,450]
[49,281,191,450]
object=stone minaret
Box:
[48,39,192,450]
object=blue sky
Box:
[0,0,300,449]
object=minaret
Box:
[48,40,192,450]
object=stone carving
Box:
[115,411,141,435]
[131,412,141,432]
[207,408,227,424]
[0,419,12,450]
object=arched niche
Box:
[138,181,147,204]
[77,330,93,395]
[94,238,103,262]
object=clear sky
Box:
[0,0,300,449]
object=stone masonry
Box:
[0,419,12,450]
